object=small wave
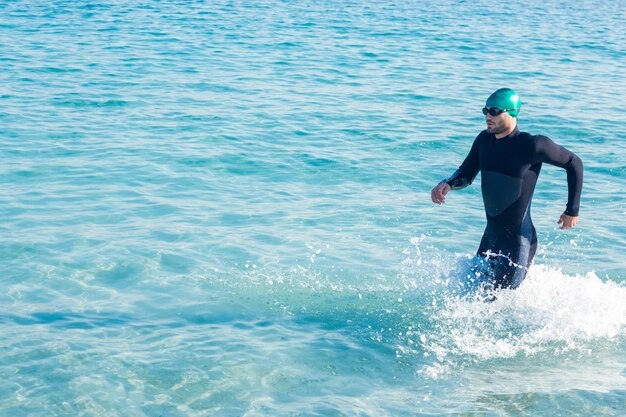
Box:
[51,98,131,108]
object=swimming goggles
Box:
[482,107,518,116]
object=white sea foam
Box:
[420,264,626,378]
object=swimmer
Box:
[431,88,583,289]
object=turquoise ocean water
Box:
[1,1,625,415]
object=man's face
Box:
[485,108,515,135]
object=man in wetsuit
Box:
[430,88,583,289]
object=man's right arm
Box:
[431,135,481,204]
[443,135,481,189]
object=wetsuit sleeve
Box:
[443,136,480,190]
[533,136,583,216]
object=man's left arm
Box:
[533,135,583,229]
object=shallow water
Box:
[1,1,625,416]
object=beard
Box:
[487,122,507,135]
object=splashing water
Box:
[416,264,626,378]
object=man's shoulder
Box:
[518,131,560,157]
[518,130,551,148]
[519,130,550,141]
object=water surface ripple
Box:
[1,1,625,416]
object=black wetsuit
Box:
[444,126,583,289]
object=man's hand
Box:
[431,182,451,205]
[558,213,578,230]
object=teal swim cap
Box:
[486,88,521,118]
